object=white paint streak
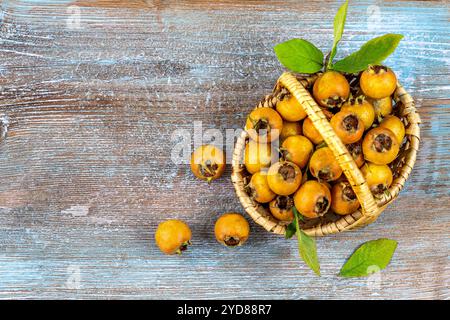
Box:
[0,115,9,140]
[0,49,48,59]
[61,205,90,217]
[88,216,115,225]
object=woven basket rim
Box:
[231,72,421,237]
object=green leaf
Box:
[298,229,321,276]
[339,238,398,277]
[274,38,324,74]
[332,34,403,73]
[293,207,320,276]
[328,0,349,69]
[285,221,296,239]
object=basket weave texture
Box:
[231,72,421,236]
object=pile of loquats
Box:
[155,65,405,255]
[243,66,404,224]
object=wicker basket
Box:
[231,72,421,236]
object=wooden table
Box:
[0,0,448,300]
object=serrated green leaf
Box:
[339,238,398,277]
[332,34,403,73]
[328,0,349,69]
[293,207,320,276]
[274,38,324,74]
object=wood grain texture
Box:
[0,0,449,299]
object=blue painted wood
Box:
[0,0,448,299]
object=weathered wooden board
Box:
[0,0,449,299]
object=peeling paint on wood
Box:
[0,0,449,299]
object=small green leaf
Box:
[298,229,321,276]
[293,207,320,276]
[332,34,403,73]
[328,0,349,69]
[274,38,324,74]
[339,238,398,277]
[285,221,297,239]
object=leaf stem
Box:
[324,51,332,71]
